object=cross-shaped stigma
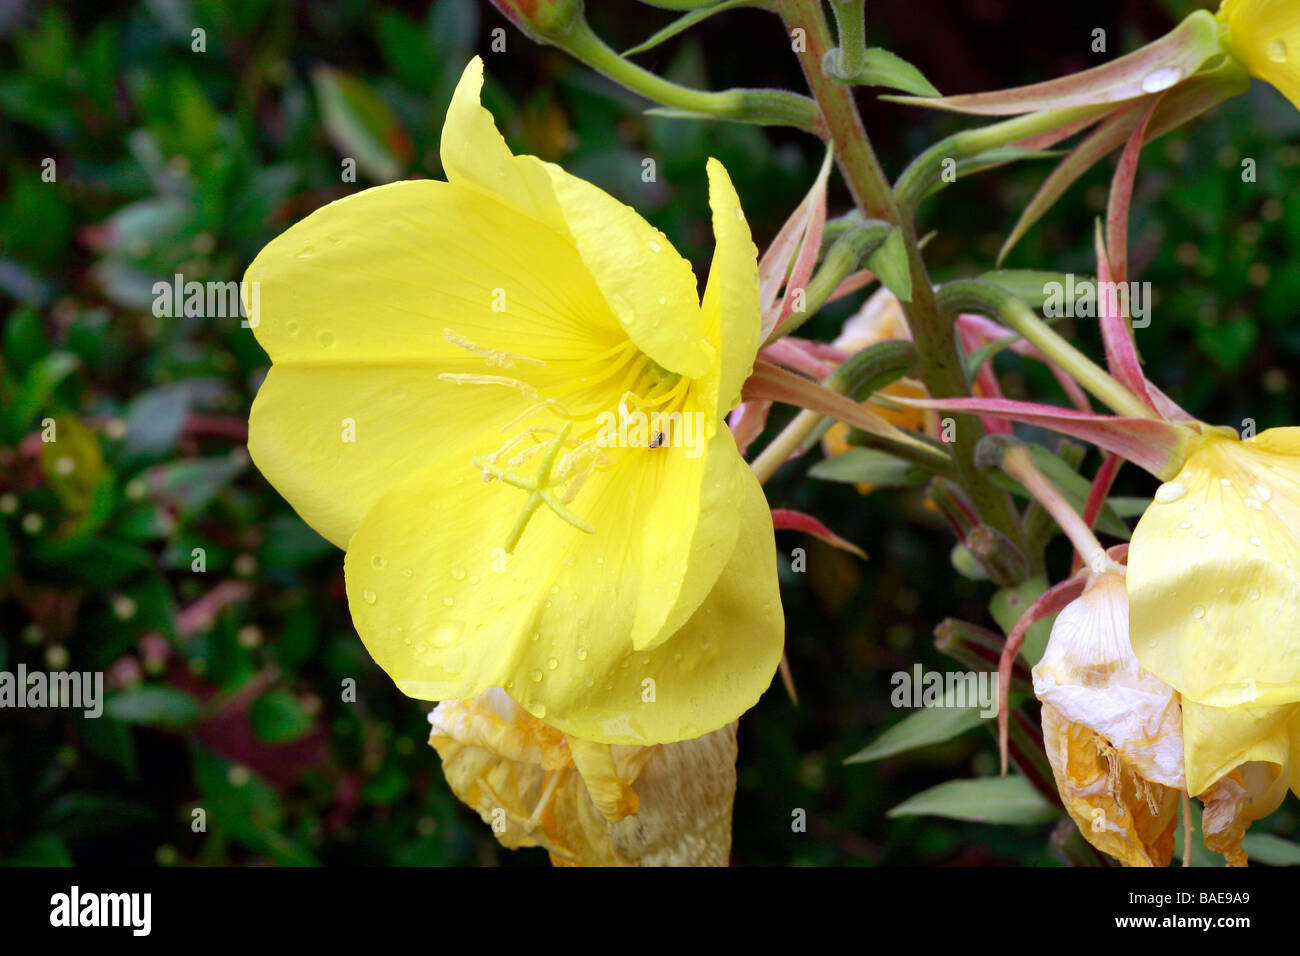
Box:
[472,420,596,553]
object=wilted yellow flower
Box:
[429,688,738,866]
[1129,427,1300,821]
[1034,563,1185,866]
[243,56,783,745]
[1219,0,1300,110]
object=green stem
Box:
[751,409,823,483]
[1000,444,1108,574]
[778,0,1027,561]
[765,221,890,344]
[826,0,868,79]
[936,279,1157,420]
[561,19,822,131]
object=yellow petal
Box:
[244,178,620,547]
[1219,0,1300,110]
[1180,695,1297,811]
[542,161,712,381]
[440,56,565,228]
[343,431,782,744]
[1129,428,1300,707]
[700,158,760,416]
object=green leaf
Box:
[845,694,989,765]
[1241,833,1300,866]
[809,447,925,486]
[143,455,247,519]
[864,226,912,303]
[104,686,203,727]
[888,776,1057,824]
[9,350,79,438]
[5,834,74,866]
[250,689,315,745]
[851,47,940,97]
[623,1,752,57]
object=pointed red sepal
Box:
[886,11,1221,116]
[771,508,867,559]
[759,151,833,340]
[893,394,1188,478]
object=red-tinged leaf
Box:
[1072,453,1124,575]
[957,319,1013,436]
[729,399,771,455]
[825,269,877,304]
[759,337,834,380]
[998,574,1086,774]
[894,395,1185,477]
[1106,97,1161,285]
[771,508,867,559]
[1093,222,1157,414]
[743,360,933,453]
[886,11,1221,116]
[759,151,833,339]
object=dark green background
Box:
[1,0,1296,866]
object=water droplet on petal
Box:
[1250,535,1262,546]
[1141,67,1181,93]
[295,243,313,259]
[442,596,455,607]
[1248,586,1261,601]
[546,657,558,670]
[529,669,543,683]
[1253,483,1272,502]
[1179,520,1192,530]
[576,647,588,661]
[648,239,662,253]
[287,321,300,336]
[371,555,387,569]
[1245,497,1263,511]
[1268,39,1289,64]
[317,330,335,348]
[1154,481,1187,503]
[451,567,466,580]
[362,590,377,605]
[1191,605,1206,620]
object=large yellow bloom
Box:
[1129,427,1300,821]
[1219,0,1300,109]
[244,57,783,745]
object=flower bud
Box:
[490,0,584,43]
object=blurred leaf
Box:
[1242,833,1300,865]
[40,414,106,515]
[251,689,315,745]
[104,686,203,727]
[888,776,1057,824]
[9,350,79,438]
[809,448,924,486]
[143,455,247,519]
[5,834,74,866]
[312,65,412,183]
[261,513,333,569]
[3,306,49,375]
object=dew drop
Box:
[1154,481,1187,503]
[1197,530,1209,539]
[657,296,667,305]
[432,621,463,647]
[648,239,662,253]
[530,702,547,719]
[1220,478,1232,487]
[1250,535,1262,546]
[371,555,387,569]
[451,567,466,581]
[576,647,588,661]
[562,553,576,567]
[529,669,543,683]
[1191,605,1206,620]
[1245,497,1263,511]
[1268,39,1289,64]
[317,330,336,348]
[401,568,413,578]
[1141,67,1181,93]
[286,321,300,336]
[1248,586,1262,601]
[295,243,313,259]
[1148,639,1157,648]
[442,596,455,607]
[362,590,377,605]
[547,657,558,670]
[1253,483,1272,502]
[1178,520,1192,530]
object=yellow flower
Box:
[1129,427,1300,820]
[244,57,783,745]
[429,688,738,866]
[1219,0,1300,109]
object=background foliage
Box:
[1,0,1297,866]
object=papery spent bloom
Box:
[1219,0,1300,109]
[429,688,738,866]
[1033,558,1253,865]
[243,56,783,747]
[1129,428,1300,828]
[1033,560,1185,866]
